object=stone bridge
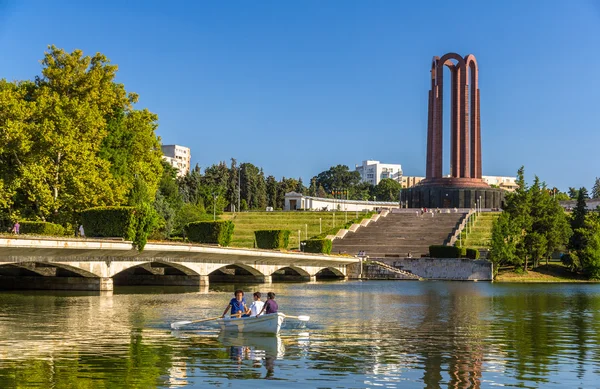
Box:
[0,237,358,291]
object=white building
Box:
[284,192,400,212]
[355,160,403,186]
[482,175,518,192]
[161,145,191,177]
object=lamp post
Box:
[212,192,218,221]
[479,195,482,213]
[298,230,301,250]
[319,218,322,234]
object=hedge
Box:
[429,245,467,258]
[465,248,480,260]
[80,206,136,239]
[20,221,65,236]
[185,221,234,246]
[254,230,290,250]
[302,239,332,254]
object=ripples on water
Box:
[0,281,599,388]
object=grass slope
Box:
[220,211,371,249]
[496,263,593,282]
[460,212,500,250]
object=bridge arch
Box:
[209,263,268,284]
[0,261,99,278]
[271,266,311,282]
[315,266,346,280]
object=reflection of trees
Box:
[490,287,600,384]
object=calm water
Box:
[1,281,600,388]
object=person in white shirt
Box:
[247,292,265,317]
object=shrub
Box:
[80,205,158,251]
[429,245,466,258]
[254,230,291,249]
[185,221,234,246]
[20,221,65,236]
[466,248,480,259]
[302,239,332,254]
[80,207,136,239]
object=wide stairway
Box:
[331,211,467,258]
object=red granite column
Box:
[458,63,469,178]
[426,89,434,178]
[433,64,444,178]
[450,65,458,178]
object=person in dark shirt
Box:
[222,289,248,318]
[258,292,278,315]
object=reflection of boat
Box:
[218,332,285,358]
[217,313,285,334]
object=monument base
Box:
[401,186,505,209]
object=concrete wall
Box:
[348,258,492,281]
[284,192,399,211]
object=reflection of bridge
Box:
[0,237,357,291]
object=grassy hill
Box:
[221,211,372,249]
[459,212,500,250]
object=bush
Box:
[466,248,480,259]
[80,207,136,239]
[80,205,158,251]
[254,230,291,249]
[185,221,234,246]
[20,221,65,236]
[429,245,466,258]
[302,239,332,254]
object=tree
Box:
[266,175,278,208]
[307,178,317,197]
[592,177,600,199]
[568,187,580,200]
[503,166,532,270]
[488,212,520,276]
[314,165,361,193]
[374,179,402,202]
[565,188,590,272]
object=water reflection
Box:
[0,282,599,388]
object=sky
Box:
[0,0,599,191]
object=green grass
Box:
[496,263,593,282]
[220,211,372,249]
[459,212,500,250]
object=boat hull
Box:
[217,313,284,334]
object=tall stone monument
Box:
[401,53,503,209]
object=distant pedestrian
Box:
[78,224,85,237]
[12,221,20,235]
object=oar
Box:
[171,316,222,329]
[283,314,310,321]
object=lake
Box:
[1,280,599,388]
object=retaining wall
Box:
[348,258,492,281]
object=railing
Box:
[445,209,475,246]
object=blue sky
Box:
[1,0,599,190]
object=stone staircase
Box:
[367,260,421,280]
[331,211,467,258]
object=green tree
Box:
[592,177,600,199]
[568,187,580,200]
[226,158,239,211]
[374,178,402,202]
[314,165,361,193]
[488,212,520,276]
[266,175,278,207]
[503,166,532,270]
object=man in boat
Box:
[246,292,265,317]
[258,292,278,315]
[222,289,248,318]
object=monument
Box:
[401,53,504,209]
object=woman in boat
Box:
[246,292,265,317]
[222,289,248,318]
[258,292,278,316]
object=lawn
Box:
[220,210,372,248]
[496,263,593,282]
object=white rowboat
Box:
[217,313,285,334]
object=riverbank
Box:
[496,263,596,283]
